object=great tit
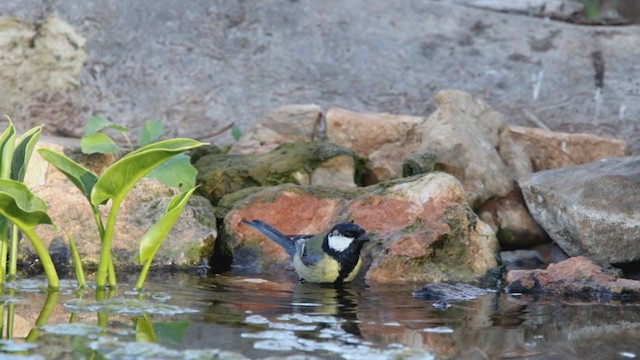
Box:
[242,219,369,284]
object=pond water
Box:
[1,270,639,360]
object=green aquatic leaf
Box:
[11,125,43,181]
[90,138,206,206]
[138,119,164,147]
[146,153,197,190]
[153,321,191,346]
[0,120,16,179]
[83,115,129,136]
[80,132,121,154]
[231,124,242,141]
[0,179,51,226]
[37,148,99,201]
[135,315,158,343]
[0,179,58,289]
[137,187,196,264]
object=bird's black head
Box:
[322,222,369,284]
[323,222,369,254]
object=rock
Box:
[502,126,630,176]
[402,151,437,177]
[0,14,86,110]
[325,107,425,184]
[230,104,324,155]
[520,156,640,264]
[477,188,550,249]
[4,2,640,155]
[455,0,584,18]
[501,243,569,271]
[223,172,500,284]
[195,142,362,205]
[327,91,516,208]
[505,256,640,299]
[412,283,488,301]
[423,91,515,208]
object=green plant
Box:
[231,124,242,141]
[134,187,197,291]
[579,0,619,20]
[0,179,59,289]
[0,119,54,287]
[40,138,206,289]
[81,117,197,191]
[80,115,131,154]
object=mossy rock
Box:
[194,142,366,205]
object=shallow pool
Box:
[1,270,639,359]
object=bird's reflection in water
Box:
[291,283,362,336]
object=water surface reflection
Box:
[1,272,639,359]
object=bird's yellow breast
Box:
[292,254,363,283]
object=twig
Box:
[523,109,551,131]
[191,122,235,141]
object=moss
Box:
[215,186,268,219]
[402,151,437,177]
[401,219,424,234]
[194,142,361,205]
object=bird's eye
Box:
[332,230,339,236]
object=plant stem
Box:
[26,290,59,342]
[8,223,18,281]
[108,260,116,287]
[7,301,15,339]
[0,221,8,284]
[135,259,153,291]
[68,233,86,288]
[92,207,116,288]
[20,226,59,290]
[96,198,122,289]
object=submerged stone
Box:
[505,256,640,300]
[412,283,489,301]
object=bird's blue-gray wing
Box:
[294,237,325,267]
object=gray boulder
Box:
[520,156,640,263]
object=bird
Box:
[242,219,369,284]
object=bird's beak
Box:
[357,234,369,242]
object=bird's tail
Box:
[242,219,297,259]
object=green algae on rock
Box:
[194,142,366,205]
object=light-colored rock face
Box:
[0,15,86,109]
[310,154,357,189]
[326,108,425,184]
[502,126,631,176]
[225,172,500,284]
[421,90,514,208]
[3,1,640,155]
[231,104,323,155]
[520,156,640,264]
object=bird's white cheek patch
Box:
[328,235,354,252]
